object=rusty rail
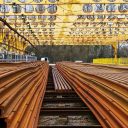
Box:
[38,65,102,128]
[77,62,128,71]
[56,62,128,128]
[52,67,72,92]
[0,62,49,128]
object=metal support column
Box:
[112,43,118,64]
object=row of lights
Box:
[2,3,128,14]
[5,0,58,3]
[83,4,128,12]
[4,0,128,3]
[0,4,58,14]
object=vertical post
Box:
[112,43,118,64]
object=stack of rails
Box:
[0,62,32,67]
[80,63,128,70]
[56,62,128,128]
[52,67,72,92]
[0,62,49,128]
[38,66,102,128]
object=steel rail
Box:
[58,62,128,97]
[57,65,109,128]
[56,62,128,128]
[63,70,127,127]
[52,67,72,92]
[0,61,49,128]
[38,66,102,128]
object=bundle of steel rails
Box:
[52,67,72,92]
[38,66,102,128]
[0,62,49,128]
[56,62,128,128]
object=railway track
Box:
[38,66,102,128]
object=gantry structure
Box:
[0,0,128,58]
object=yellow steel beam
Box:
[0,0,128,47]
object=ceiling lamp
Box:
[34,0,43,3]
[31,22,38,27]
[49,0,57,3]
[95,4,105,12]
[40,22,47,27]
[48,15,56,21]
[18,0,27,3]
[27,16,36,20]
[5,0,12,3]
[38,15,47,20]
[118,4,128,12]
[107,0,116,2]
[93,0,101,2]
[12,3,22,13]
[25,5,34,13]
[106,4,116,12]
[47,4,57,14]
[0,5,10,13]
[83,4,93,12]
[36,5,45,13]
[97,15,106,19]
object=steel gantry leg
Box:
[112,43,118,64]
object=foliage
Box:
[26,45,127,63]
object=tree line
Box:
[26,45,128,63]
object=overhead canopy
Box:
[0,0,128,46]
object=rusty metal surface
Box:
[52,67,72,92]
[0,62,49,128]
[56,62,128,128]
[38,66,102,128]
